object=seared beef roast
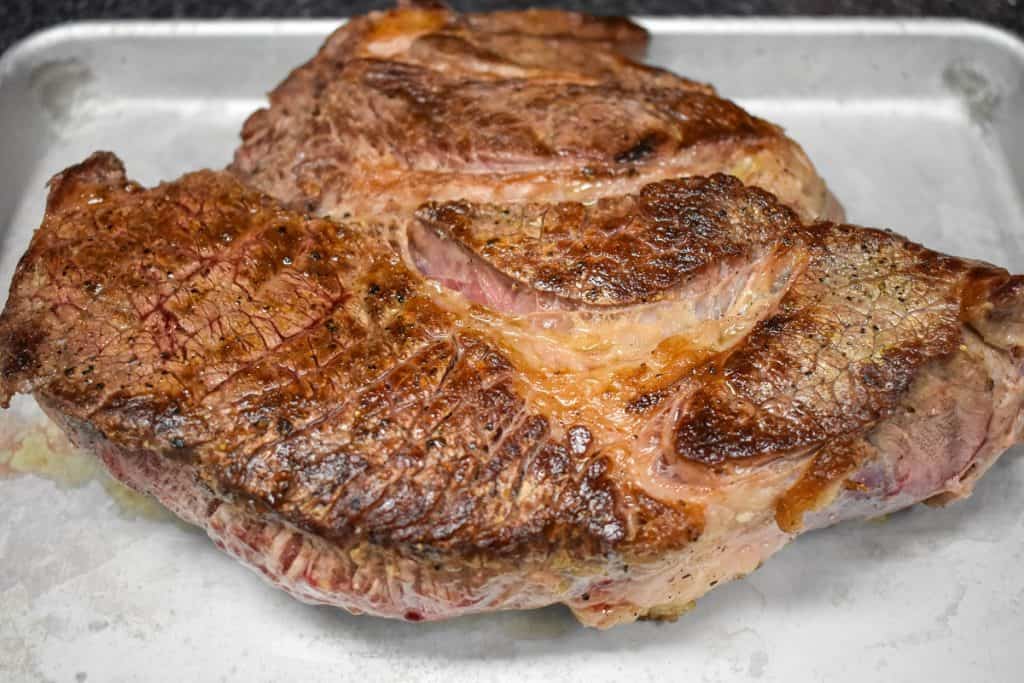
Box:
[2,152,1022,627]
[1,8,1022,628]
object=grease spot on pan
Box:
[943,61,1002,129]
[0,415,169,521]
[30,58,98,135]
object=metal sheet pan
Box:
[2,17,1023,683]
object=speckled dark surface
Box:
[2,1,1021,55]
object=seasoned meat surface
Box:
[231,6,842,223]
[2,151,1021,627]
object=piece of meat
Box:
[230,6,843,224]
[2,152,1021,627]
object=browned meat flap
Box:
[231,5,842,223]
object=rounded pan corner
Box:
[0,21,111,74]
[638,16,1024,56]
[934,17,1024,62]
[0,18,345,80]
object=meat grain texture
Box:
[1,6,1022,628]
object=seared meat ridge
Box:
[1,152,1021,627]
[231,6,843,223]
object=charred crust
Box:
[626,390,667,415]
[418,174,802,307]
[44,151,127,214]
[614,132,661,164]
[759,313,790,334]
[624,492,704,556]
[0,326,42,384]
[673,223,971,468]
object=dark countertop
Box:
[2,1,1022,56]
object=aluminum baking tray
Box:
[1,16,1023,683]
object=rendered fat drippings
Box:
[0,415,168,520]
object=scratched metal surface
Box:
[1,18,1023,683]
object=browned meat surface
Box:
[2,152,1021,627]
[231,6,843,223]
